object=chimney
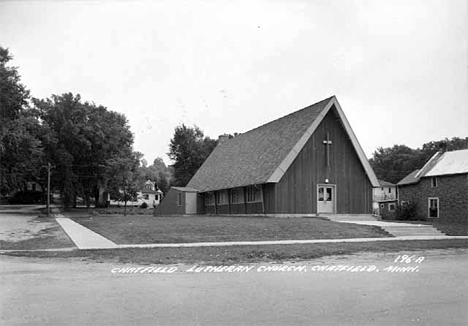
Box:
[218,134,229,144]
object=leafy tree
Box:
[107,153,141,215]
[168,124,217,186]
[369,145,419,184]
[33,93,136,207]
[0,47,47,196]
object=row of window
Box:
[205,186,263,206]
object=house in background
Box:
[397,149,468,222]
[140,180,163,207]
[156,96,379,216]
[110,180,163,208]
[25,181,43,192]
[372,180,397,219]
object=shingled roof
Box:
[187,96,379,192]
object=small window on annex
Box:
[388,203,396,212]
[176,192,182,206]
[431,177,438,188]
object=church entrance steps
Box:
[333,220,447,238]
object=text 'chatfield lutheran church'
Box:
[156,96,380,216]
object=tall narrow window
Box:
[431,177,438,187]
[217,191,228,205]
[177,192,182,206]
[428,198,439,218]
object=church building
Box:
[156,96,379,216]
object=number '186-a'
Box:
[394,255,425,264]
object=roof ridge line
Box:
[235,96,336,138]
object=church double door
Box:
[317,184,336,213]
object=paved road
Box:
[1,249,467,326]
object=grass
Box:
[2,239,467,265]
[68,215,391,244]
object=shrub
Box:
[140,202,148,209]
[395,202,425,221]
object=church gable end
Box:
[274,106,373,214]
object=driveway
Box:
[0,205,52,241]
[0,205,73,249]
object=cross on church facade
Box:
[323,133,332,167]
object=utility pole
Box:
[45,163,55,216]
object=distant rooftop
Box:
[424,149,468,177]
[397,169,421,186]
[398,148,468,186]
[378,179,396,187]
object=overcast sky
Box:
[1,0,467,164]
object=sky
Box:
[1,0,467,165]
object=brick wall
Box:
[378,201,397,220]
[398,174,468,222]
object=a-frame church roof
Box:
[187,96,379,192]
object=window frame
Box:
[246,185,263,203]
[428,197,439,218]
[431,177,438,188]
[217,190,229,205]
[176,192,182,206]
[388,203,396,212]
[230,188,244,204]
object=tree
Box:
[33,93,136,207]
[168,124,217,186]
[107,153,141,216]
[0,47,47,196]
[369,145,420,184]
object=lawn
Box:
[3,239,467,265]
[68,215,391,244]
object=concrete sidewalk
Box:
[54,211,118,250]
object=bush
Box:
[140,202,148,209]
[395,202,425,221]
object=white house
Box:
[372,179,397,218]
[109,180,163,208]
[140,180,163,208]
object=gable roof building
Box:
[397,149,468,222]
[157,96,379,216]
